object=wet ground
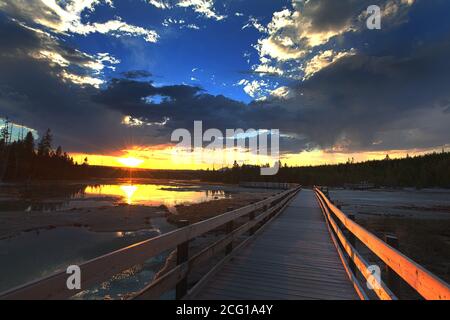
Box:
[0,179,272,297]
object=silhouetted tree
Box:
[55,146,63,158]
[23,132,34,154]
[0,118,10,145]
[37,129,52,157]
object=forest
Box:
[1,122,449,188]
[202,152,450,188]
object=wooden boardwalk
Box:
[3,186,448,300]
[193,189,359,300]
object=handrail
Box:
[314,187,450,300]
[315,191,396,300]
[132,190,298,300]
[239,182,298,190]
[316,194,369,300]
[0,187,300,300]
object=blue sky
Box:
[1,0,450,164]
[57,0,292,103]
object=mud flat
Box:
[0,181,275,297]
[0,204,170,240]
[168,191,273,224]
[0,187,273,239]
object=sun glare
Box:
[120,185,138,204]
[117,157,144,167]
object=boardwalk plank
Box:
[193,190,359,300]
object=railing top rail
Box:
[314,187,450,300]
[0,186,299,300]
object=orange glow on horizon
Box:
[70,145,446,170]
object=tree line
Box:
[200,152,450,188]
[0,120,92,180]
[1,119,449,188]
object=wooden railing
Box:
[0,186,300,300]
[314,187,450,300]
[239,182,297,190]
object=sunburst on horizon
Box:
[117,157,144,168]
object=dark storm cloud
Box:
[1,1,450,156]
[121,70,153,79]
[0,0,61,30]
[0,15,130,153]
[93,25,450,154]
[0,14,281,153]
[94,79,249,130]
[259,36,450,152]
[292,0,411,34]
[294,0,370,32]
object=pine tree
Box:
[37,129,52,157]
[55,146,63,158]
[0,118,10,146]
[23,131,35,155]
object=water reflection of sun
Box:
[120,185,137,204]
[83,184,228,208]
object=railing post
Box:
[385,234,401,298]
[335,204,345,236]
[263,204,269,222]
[249,211,256,235]
[225,207,234,255]
[225,220,234,255]
[175,220,189,300]
[348,214,357,275]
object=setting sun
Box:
[117,157,144,168]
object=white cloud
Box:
[252,64,284,76]
[26,25,120,88]
[242,17,267,33]
[303,49,355,79]
[147,0,226,21]
[186,24,200,30]
[237,79,272,100]
[147,0,172,9]
[177,0,226,21]
[250,0,415,82]
[33,48,120,86]
[162,18,200,30]
[9,0,159,43]
[60,70,104,88]
[78,19,159,42]
[269,86,295,100]
[37,50,70,67]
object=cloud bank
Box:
[1,0,450,159]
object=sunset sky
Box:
[1,0,450,169]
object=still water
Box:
[0,181,258,297]
[0,181,230,213]
[82,183,229,211]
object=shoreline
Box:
[0,190,273,240]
